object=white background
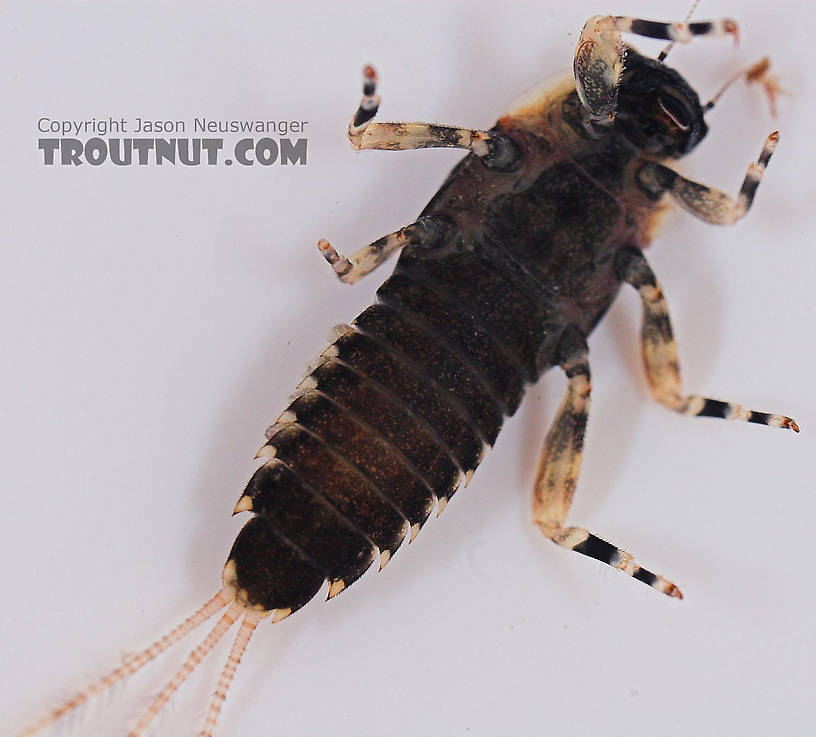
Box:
[1,2,814,736]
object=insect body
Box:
[16,11,798,737]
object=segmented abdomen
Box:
[227,244,545,613]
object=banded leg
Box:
[616,247,799,432]
[533,327,682,598]
[318,215,448,285]
[574,14,737,124]
[637,132,778,225]
[348,64,381,144]
[346,65,519,169]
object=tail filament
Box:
[15,588,236,737]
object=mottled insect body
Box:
[16,9,799,737]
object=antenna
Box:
[704,57,784,117]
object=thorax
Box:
[393,77,669,377]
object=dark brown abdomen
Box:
[226,268,521,611]
[227,134,643,612]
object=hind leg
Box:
[318,215,449,284]
[346,66,519,169]
[533,327,682,598]
[616,247,799,432]
[574,14,737,125]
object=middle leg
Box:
[615,247,799,432]
[346,65,519,170]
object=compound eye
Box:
[657,95,691,131]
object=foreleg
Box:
[637,132,778,225]
[574,14,737,124]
